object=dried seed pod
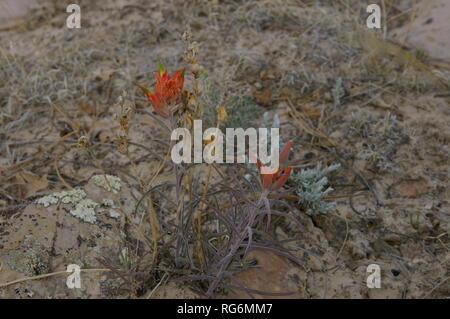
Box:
[216,105,228,124]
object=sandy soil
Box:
[0,0,448,299]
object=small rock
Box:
[227,249,303,299]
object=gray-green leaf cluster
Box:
[292,162,341,216]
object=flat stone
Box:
[0,0,37,30]
[393,0,450,61]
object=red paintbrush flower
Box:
[138,60,184,118]
[257,140,293,191]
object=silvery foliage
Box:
[292,162,341,216]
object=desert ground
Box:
[0,0,449,299]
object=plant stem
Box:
[205,190,269,297]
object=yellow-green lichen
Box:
[35,188,86,207]
[101,199,116,208]
[5,236,49,276]
[35,188,99,224]
[100,199,121,219]
[91,174,122,193]
[70,199,99,224]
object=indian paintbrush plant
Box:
[108,32,336,297]
[132,42,301,297]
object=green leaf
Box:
[137,84,153,96]
[156,58,165,75]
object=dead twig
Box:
[0,268,111,289]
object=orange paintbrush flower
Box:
[138,61,184,118]
[257,140,293,191]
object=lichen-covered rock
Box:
[0,176,147,299]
